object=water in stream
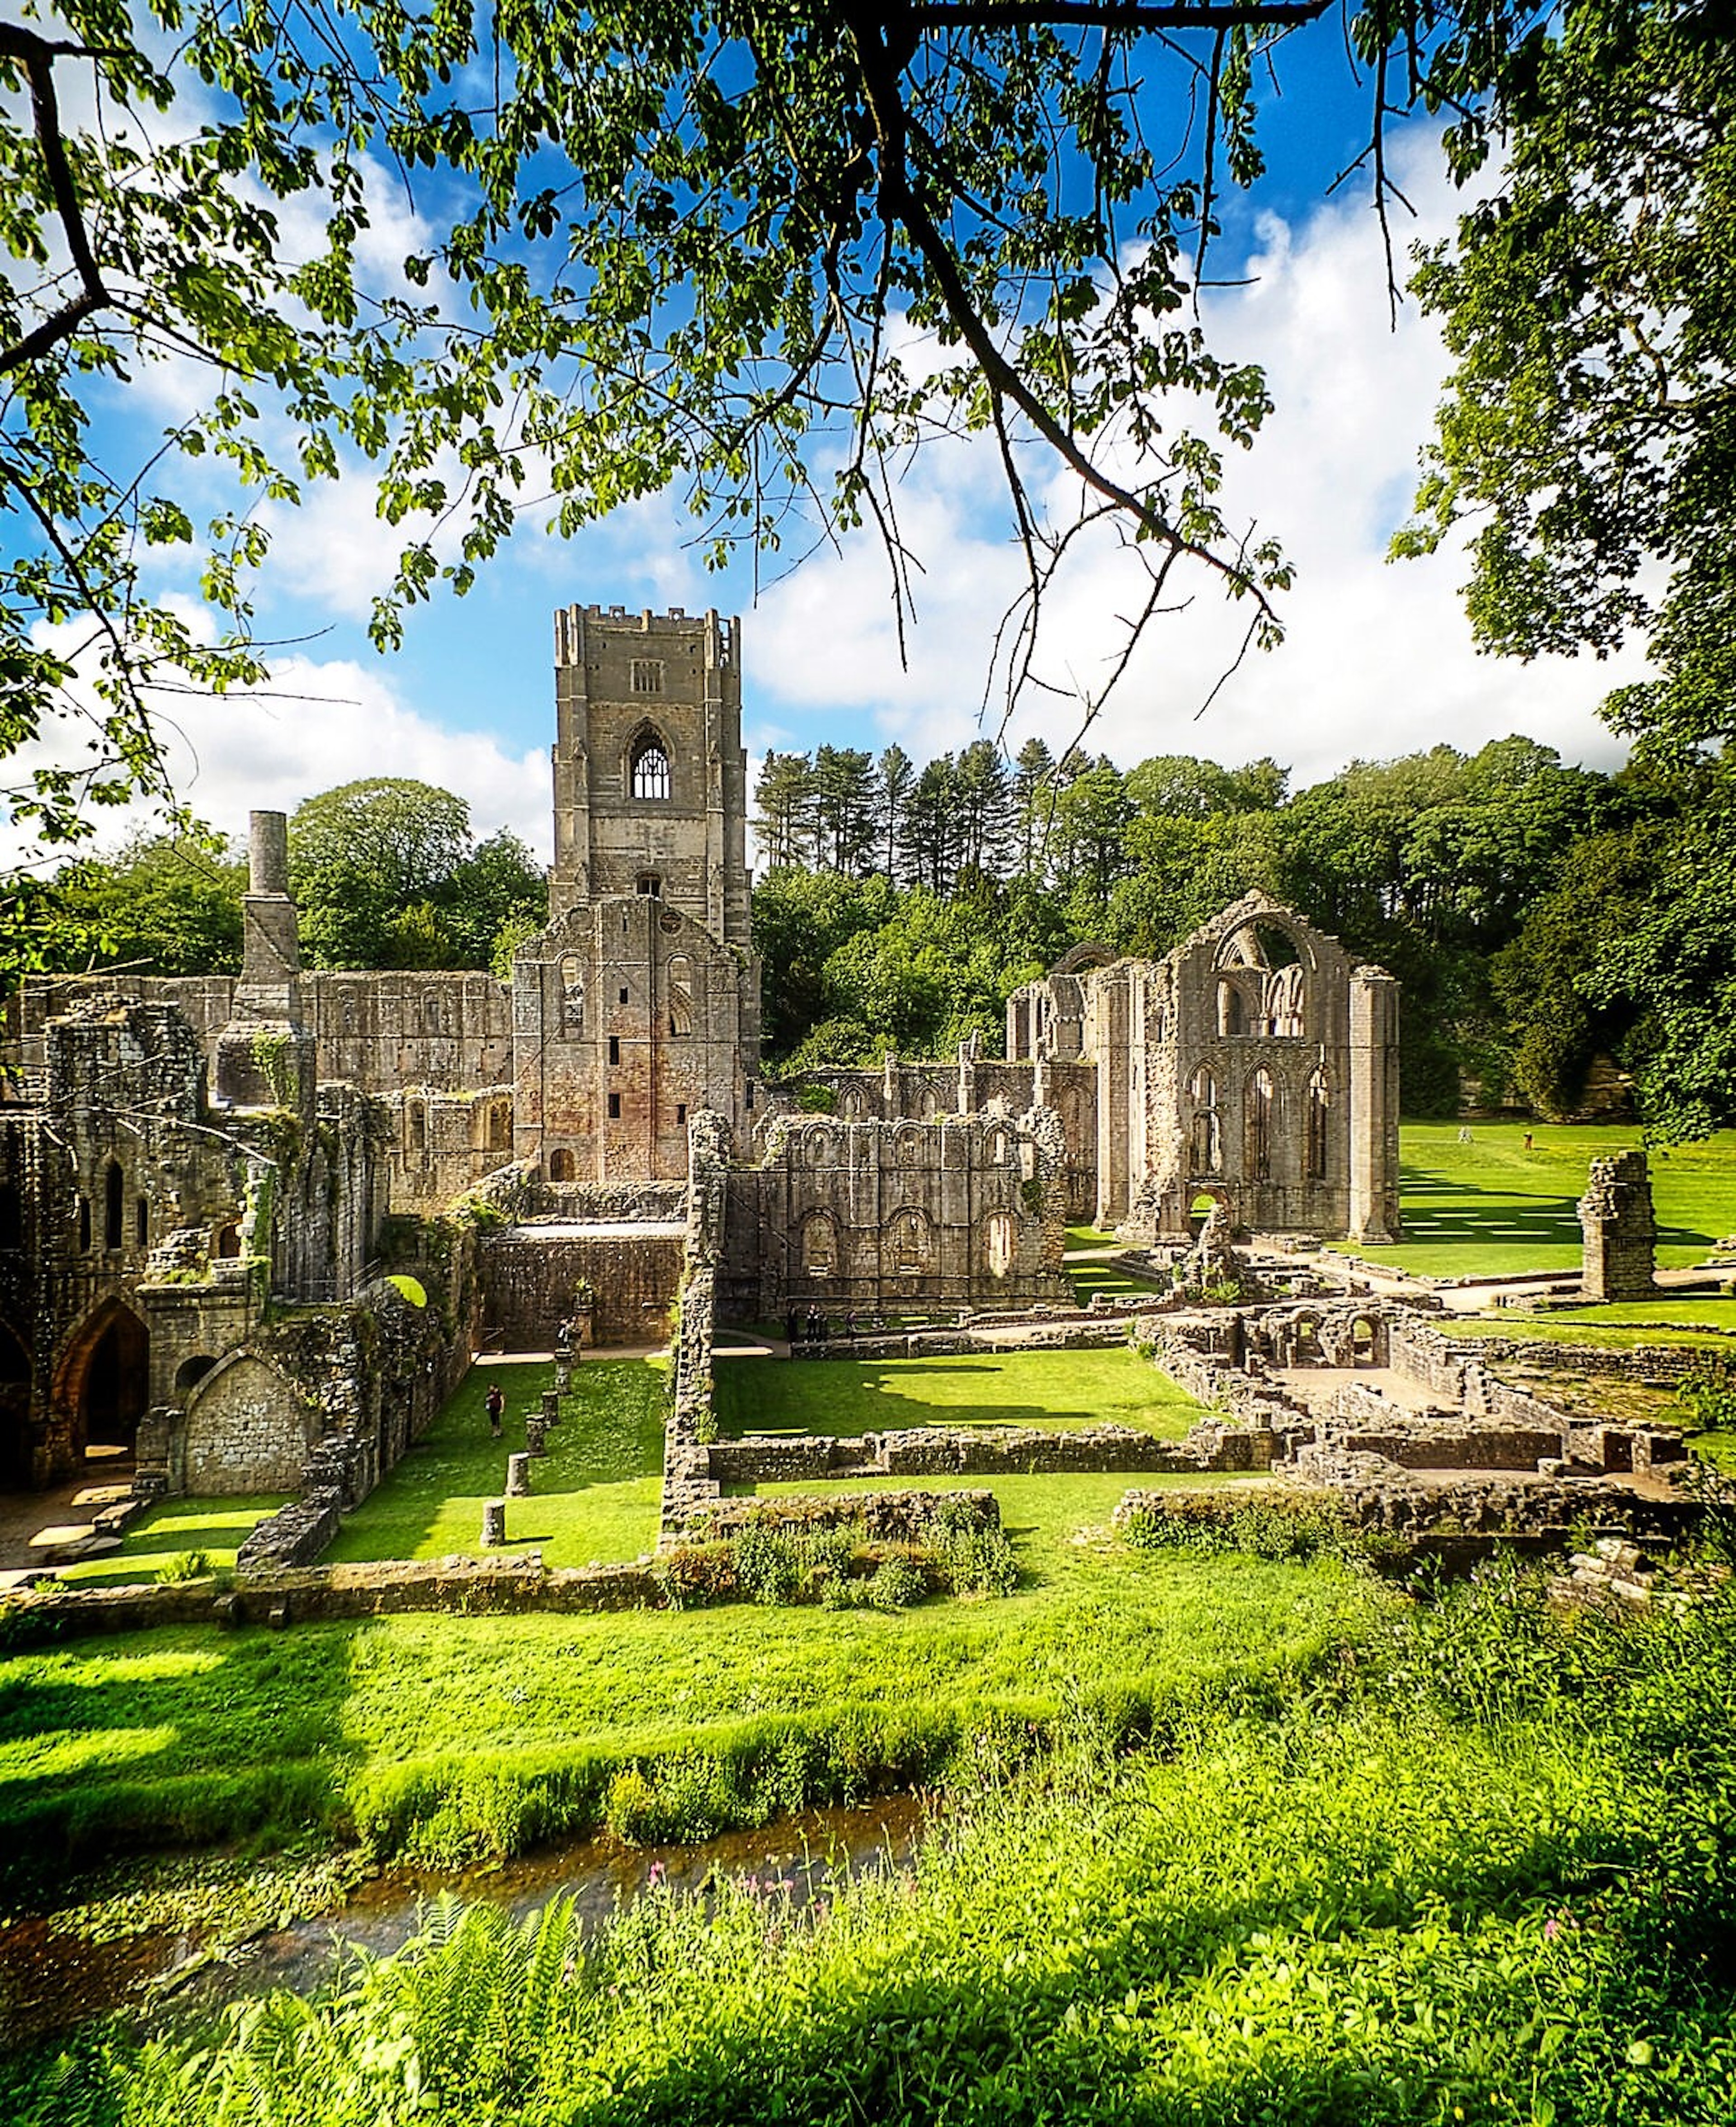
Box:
[0,1793,928,2051]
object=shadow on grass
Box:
[715,1352,1202,1443]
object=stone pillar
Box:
[1094,965,1132,1230]
[541,1388,561,1429]
[1580,1150,1656,1300]
[526,1413,548,1457]
[481,1499,506,1546]
[214,808,317,1111]
[1347,966,1402,1243]
[505,1453,532,1497]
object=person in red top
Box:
[485,1384,505,1439]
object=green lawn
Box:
[1068,1261,1168,1304]
[325,1358,665,1571]
[1448,1303,1736,1349]
[55,1497,287,1587]
[1347,1122,1736,1279]
[0,1510,1376,1886]
[713,1346,1208,1440]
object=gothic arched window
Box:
[630,736,671,801]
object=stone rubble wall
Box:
[682,1487,1000,1544]
[693,1416,1272,1508]
[481,1228,683,1349]
[661,1110,729,1535]
[2,1555,663,1646]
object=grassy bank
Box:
[0,1499,1370,1893]
[11,1569,1736,2125]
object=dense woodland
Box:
[32,737,1736,1139]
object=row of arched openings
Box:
[800,1207,1018,1279]
[1188,1068,1331,1182]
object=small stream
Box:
[0,1794,928,2052]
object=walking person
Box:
[485,1383,505,1440]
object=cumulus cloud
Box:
[5,617,551,868]
[745,126,1651,786]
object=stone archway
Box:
[56,1297,150,1468]
[1189,1184,1233,1235]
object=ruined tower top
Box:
[248,808,290,897]
[547,603,750,949]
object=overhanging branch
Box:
[0,24,117,376]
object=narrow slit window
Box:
[608,1092,622,1120]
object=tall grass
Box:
[13,1571,1736,2125]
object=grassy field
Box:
[713,1345,1208,1439]
[1345,1121,1736,1278]
[13,1573,1736,2127]
[325,1358,665,1570]
[55,1497,286,1587]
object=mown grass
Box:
[1353,1121,1736,1278]
[13,1571,1736,2127]
[325,1359,666,1570]
[713,1345,1207,1440]
[1448,1306,1736,1349]
[54,1497,286,1587]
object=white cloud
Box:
[5,619,551,868]
[744,127,1649,787]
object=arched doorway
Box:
[0,1320,32,1488]
[58,1300,150,1469]
[1189,1186,1232,1235]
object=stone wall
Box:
[481,1226,684,1349]
[730,1111,1071,1319]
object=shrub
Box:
[1676,1355,1736,1432]
[867,1554,926,1611]
[157,1548,212,1584]
[732,1526,802,1606]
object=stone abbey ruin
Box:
[0,601,1695,1595]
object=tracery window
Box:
[630,737,671,800]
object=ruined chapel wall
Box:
[734,1114,1071,1318]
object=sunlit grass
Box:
[56,1498,286,1587]
[714,1346,1207,1441]
[326,1359,666,1569]
[1342,1121,1736,1277]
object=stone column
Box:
[1347,966,1401,1243]
[481,1499,506,1546]
[1580,1151,1656,1300]
[214,808,316,1111]
[505,1453,533,1497]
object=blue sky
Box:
[20,21,1646,864]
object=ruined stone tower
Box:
[518,605,761,1186]
[548,604,751,948]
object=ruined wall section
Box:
[16,971,515,1098]
[382,1084,516,1212]
[513,897,755,1186]
[729,1112,1072,1319]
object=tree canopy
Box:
[2,0,1585,928]
[1399,3,1736,757]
